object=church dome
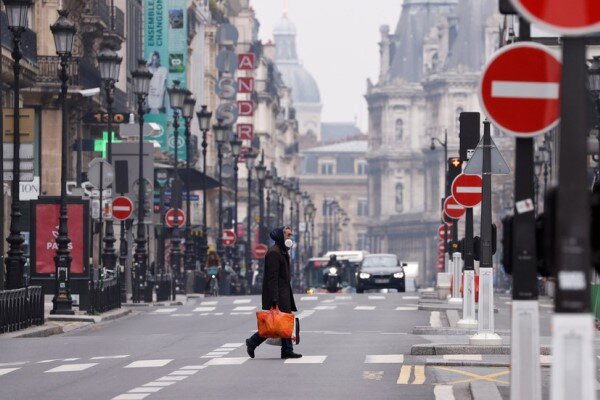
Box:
[273,13,297,36]
[277,63,321,104]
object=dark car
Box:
[356,254,405,293]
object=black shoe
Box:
[246,339,256,359]
[281,351,302,359]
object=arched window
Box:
[395,119,404,141]
[395,183,404,213]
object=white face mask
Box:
[284,239,294,249]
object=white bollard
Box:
[550,313,596,400]
[457,269,477,328]
[470,268,501,345]
[448,252,463,304]
[510,300,541,400]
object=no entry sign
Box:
[479,43,561,137]
[451,174,483,208]
[222,229,236,247]
[444,197,466,220]
[510,0,600,35]
[112,196,133,220]
[165,208,185,228]
[253,244,268,259]
[438,225,450,240]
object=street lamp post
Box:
[182,94,196,271]
[430,129,449,271]
[255,153,267,245]
[273,178,282,226]
[230,134,242,271]
[264,172,273,234]
[245,150,257,283]
[49,10,76,314]
[167,80,187,288]
[3,0,32,289]
[131,60,153,303]
[213,119,227,261]
[195,105,212,266]
[97,45,122,276]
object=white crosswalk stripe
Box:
[153,308,177,314]
[300,296,319,301]
[368,295,385,300]
[355,306,376,310]
[233,306,256,311]
[124,359,173,368]
[200,301,218,306]
[284,355,327,364]
[193,306,216,312]
[113,394,150,400]
[314,305,337,310]
[203,357,248,366]
[0,368,20,376]
[365,355,404,363]
[91,355,130,360]
[45,363,98,373]
[233,299,252,304]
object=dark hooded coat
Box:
[261,227,297,313]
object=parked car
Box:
[356,253,405,293]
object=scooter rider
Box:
[323,254,342,286]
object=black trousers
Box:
[248,332,293,352]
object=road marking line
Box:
[45,363,98,373]
[491,81,559,99]
[221,343,244,348]
[435,366,509,385]
[156,376,188,381]
[443,355,483,361]
[91,355,129,360]
[141,381,176,387]
[365,355,404,364]
[171,313,193,317]
[300,296,319,301]
[200,355,222,358]
[0,368,20,376]
[206,352,230,356]
[230,312,252,315]
[355,306,376,310]
[0,362,27,367]
[128,387,163,393]
[397,365,412,384]
[169,370,198,376]
[233,306,256,311]
[314,305,337,310]
[153,308,177,313]
[335,296,352,300]
[396,306,418,311]
[321,299,335,303]
[181,365,207,370]
[233,299,252,304]
[112,394,150,400]
[200,301,218,305]
[362,371,384,380]
[430,311,442,327]
[203,357,248,366]
[368,295,385,300]
[434,385,455,400]
[412,365,426,384]
[402,296,419,300]
[124,359,172,368]
[284,355,327,364]
[193,307,216,312]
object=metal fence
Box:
[0,286,44,333]
[88,276,121,314]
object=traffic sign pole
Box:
[457,207,477,328]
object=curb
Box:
[411,343,552,355]
[418,304,499,313]
[412,326,511,336]
[470,381,503,400]
[5,323,64,338]
[425,358,552,368]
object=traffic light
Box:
[473,224,497,262]
[446,157,462,196]
[459,112,480,162]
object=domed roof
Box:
[273,13,297,36]
[277,62,321,104]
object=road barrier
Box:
[88,276,121,314]
[0,286,44,333]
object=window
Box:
[395,183,404,213]
[395,119,404,141]
[356,161,368,175]
[357,199,368,217]
[319,160,335,175]
[456,107,464,133]
[357,232,367,250]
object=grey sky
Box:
[250,0,402,132]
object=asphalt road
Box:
[0,291,584,400]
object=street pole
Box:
[0,10,4,290]
[50,10,76,314]
[457,207,476,327]
[196,106,211,267]
[246,162,253,285]
[470,120,501,345]
[182,95,196,272]
[550,37,594,400]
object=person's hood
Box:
[269,227,288,254]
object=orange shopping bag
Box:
[256,306,297,342]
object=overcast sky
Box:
[250,0,402,132]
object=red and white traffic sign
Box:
[165,208,185,228]
[437,243,445,252]
[112,196,134,221]
[479,42,561,137]
[444,197,466,220]
[451,174,483,208]
[510,0,600,36]
[222,229,237,247]
[253,244,268,259]
[438,225,450,240]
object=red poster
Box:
[35,203,85,274]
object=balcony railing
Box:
[83,0,125,38]
[37,56,102,89]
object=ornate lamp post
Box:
[230,134,242,270]
[182,94,196,270]
[3,0,32,289]
[245,150,257,281]
[213,119,228,260]
[97,45,122,275]
[195,105,212,266]
[167,80,187,286]
[588,56,600,193]
[255,153,267,244]
[131,60,153,303]
[301,192,310,259]
[306,202,316,258]
[264,171,273,233]
[49,10,76,314]
[273,177,283,226]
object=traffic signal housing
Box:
[446,157,462,196]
